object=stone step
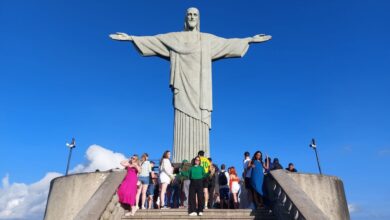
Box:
[123,215,274,220]
[129,209,272,215]
[122,209,276,220]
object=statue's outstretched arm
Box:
[247,34,272,43]
[109,32,133,41]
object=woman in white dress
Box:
[159,150,174,209]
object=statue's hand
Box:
[109,32,133,41]
[251,34,272,43]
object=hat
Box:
[182,159,189,163]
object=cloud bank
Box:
[0,172,61,220]
[0,145,126,220]
[70,144,126,173]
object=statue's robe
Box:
[132,31,249,162]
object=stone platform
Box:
[122,209,276,220]
[44,169,350,220]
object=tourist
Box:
[264,156,273,174]
[243,151,252,187]
[286,163,297,172]
[243,151,253,208]
[271,158,283,170]
[207,162,217,209]
[229,166,240,209]
[249,151,267,209]
[179,159,190,208]
[159,150,174,209]
[198,150,211,209]
[263,155,272,208]
[171,168,181,208]
[138,153,151,209]
[242,151,251,180]
[147,161,157,209]
[218,164,230,209]
[188,156,206,216]
[117,154,141,216]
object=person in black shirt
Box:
[271,158,283,170]
[286,163,297,172]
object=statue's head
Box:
[184,7,200,31]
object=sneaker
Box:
[204,206,208,210]
[161,206,170,209]
[198,212,203,216]
[189,212,197,216]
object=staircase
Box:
[122,209,276,220]
[43,171,349,220]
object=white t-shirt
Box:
[139,160,151,177]
[243,158,252,178]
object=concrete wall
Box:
[44,172,110,220]
[75,171,126,220]
[285,172,350,220]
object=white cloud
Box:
[0,172,61,219]
[70,144,126,173]
[0,145,126,220]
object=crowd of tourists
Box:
[117,150,298,217]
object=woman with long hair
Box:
[249,151,269,209]
[159,150,174,209]
[207,162,217,209]
[188,156,206,216]
[229,166,240,209]
[117,154,141,216]
[137,153,151,209]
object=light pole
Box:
[65,138,76,176]
[309,138,322,175]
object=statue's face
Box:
[186,8,199,30]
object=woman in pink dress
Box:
[117,154,141,216]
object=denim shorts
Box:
[147,184,155,196]
[139,176,150,185]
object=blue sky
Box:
[0,0,389,219]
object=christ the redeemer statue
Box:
[110,7,271,162]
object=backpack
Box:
[218,171,228,186]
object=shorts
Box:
[139,176,150,185]
[219,187,230,200]
[147,184,155,196]
[159,173,171,184]
[202,177,209,188]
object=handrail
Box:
[74,170,126,220]
[267,170,329,220]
